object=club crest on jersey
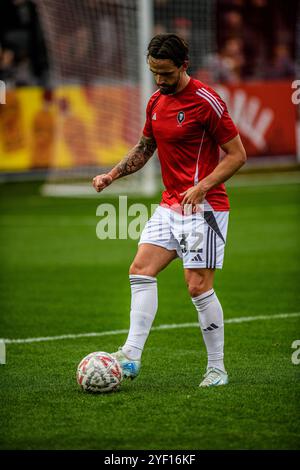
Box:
[177,111,185,126]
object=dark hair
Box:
[147,34,189,68]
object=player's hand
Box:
[180,183,207,213]
[92,174,113,192]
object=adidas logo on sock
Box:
[191,253,203,262]
[203,323,219,332]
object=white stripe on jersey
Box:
[200,88,224,115]
[194,130,205,185]
[196,89,224,118]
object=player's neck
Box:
[175,73,191,94]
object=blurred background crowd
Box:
[155,0,298,83]
[0,0,298,87]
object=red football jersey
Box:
[143,77,239,211]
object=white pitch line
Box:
[2,312,300,345]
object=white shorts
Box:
[139,205,229,269]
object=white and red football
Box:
[76,351,123,393]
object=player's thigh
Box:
[130,243,177,277]
[184,267,215,297]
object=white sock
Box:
[122,274,158,361]
[192,289,225,373]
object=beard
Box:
[159,79,180,95]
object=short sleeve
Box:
[197,86,239,146]
[143,99,154,138]
[213,107,239,145]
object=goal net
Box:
[33,0,216,197]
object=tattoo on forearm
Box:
[115,136,157,178]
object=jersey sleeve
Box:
[198,86,239,146]
[142,98,154,138]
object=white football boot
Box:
[111,348,141,380]
[199,367,229,388]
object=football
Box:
[76,351,123,393]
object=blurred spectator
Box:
[172,17,192,44]
[154,23,168,36]
[222,10,244,43]
[56,24,94,83]
[0,0,49,86]
[90,5,122,79]
[205,38,245,84]
[215,0,297,82]
[0,43,15,84]
[154,0,171,32]
[52,0,126,83]
[265,43,296,80]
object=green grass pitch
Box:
[0,178,299,450]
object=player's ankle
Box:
[207,362,226,373]
[122,345,142,361]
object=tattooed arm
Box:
[92,135,157,192]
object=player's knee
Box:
[129,261,155,277]
[187,278,206,298]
